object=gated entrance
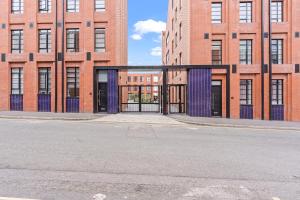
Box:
[120,85,161,112]
[169,84,186,114]
[93,65,231,118]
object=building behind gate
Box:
[162,0,300,121]
[0,0,127,113]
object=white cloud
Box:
[131,19,166,40]
[131,34,142,40]
[150,47,162,57]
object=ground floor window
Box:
[67,67,80,97]
[240,79,252,105]
[272,79,283,105]
[39,68,51,94]
[11,68,23,95]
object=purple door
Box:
[271,105,284,121]
[240,105,254,119]
[188,68,212,117]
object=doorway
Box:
[97,70,108,112]
[211,80,222,117]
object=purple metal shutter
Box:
[271,105,284,121]
[188,69,212,117]
[107,70,118,114]
[38,94,51,112]
[240,105,253,119]
[10,95,23,111]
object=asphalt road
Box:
[0,117,299,200]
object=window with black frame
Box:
[11,30,24,53]
[211,3,222,23]
[240,80,252,105]
[11,68,23,95]
[272,39,283,64]
[67,67,80,98]
[39,0,51,13]
[67,0,79,12]
[95,28,106,52]
[95,0,105,11]
[212,40,222,65]
[271,1,283,22]
[240,2,252,23]
[39,29,51,53]
[66,29,79,52]
[11,0,24,14]
[272,79,283,105]
[39,68,51,95]
[240,39,252,64]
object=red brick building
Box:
[162,0,300,121]
[0,0,127,113]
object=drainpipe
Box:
[54,0,58,112]
[268,0,273,120]
[61,0,65,112]
[261,0,265,120]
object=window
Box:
[133,76,138,82]
[153,76,158,82]
[179,52,182,65]
[272,80,283,105]
[140,76,144,82]
[240,80,252,105]
[11,30,24,53]
[95,28,106,52]
[67,0,79,12]
[211,3,222,23]
[11,0,24,14]
[39,0,51,13]
[179,23,182,40]
[240,2,252,23]
[240,39,252,64]
[67,67,80,97]
[147,77,151,82]
[66,29,79,52]
[175,33,178,47]
[271,1,283,22]
[212,40,222,65]
[11,68,23,95]
[272,39,283,64]
[166,32,170,46]
[95,0,105,11]
[166,50,170,64]
[127,76,131,82]
[39,68,51,94]
[39,29,51,53]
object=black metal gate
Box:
[120,85,161,112]
[168,84,186,114]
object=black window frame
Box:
[95,0,105,12]
[240,1,252,23]
[66,0,80,12]
[39,29,52,53]
[212,40,222,65]
[11,0,24,14]
[38,68,51,95]
[11,68,24,95]
[211,2,222,24]
[272,79,283,105]
[66,28,80,52]
[271,1,283,22]
[39,0,51,13]
[67,67,80,98]
[240,39,253,64]
[11,29,24,53]
[95,28,106,52]
[272,39,283,64]
[240,79,253,105]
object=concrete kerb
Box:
[169,116,300,132]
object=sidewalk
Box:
[0,111,105,121]
[169,114,300,131]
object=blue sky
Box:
[128,0,168,65]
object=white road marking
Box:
[272,198,281,200]
[0,198,40,200]
[93,193,106,200]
